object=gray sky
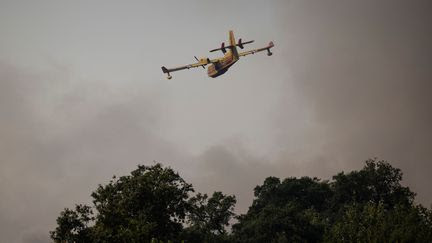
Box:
[1,0,431,242]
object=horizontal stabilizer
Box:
[210,39,254,52]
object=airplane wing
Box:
[161,57,222,79]
[161,57,212,79]
[239,41,274,57]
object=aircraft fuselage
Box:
[207,51,238,78]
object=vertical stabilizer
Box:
[229,30,239,59]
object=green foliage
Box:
[234,203,326,243]
[50,204,94,243]
[51,163,194,242]
[90,163,193,242]
[51,159,432,242]
[233,177,331,242]
[325,202,432,242]
[330,159,415,210]
[232,158,432,242]
[251,176,333,213]
[185,191,236,243]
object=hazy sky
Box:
[1,1,431,242]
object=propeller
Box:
[194,56,206,69]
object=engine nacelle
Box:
[199,58,210,64]
[195,56,211,64]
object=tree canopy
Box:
[51,163,235,242]
[51,159,432,242]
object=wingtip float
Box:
[161,30,274,79]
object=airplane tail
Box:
[229,30,239,59]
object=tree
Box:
[324,202,432,242]
[232,159,432,243]
[51,163,194,242]
[330,159,415,211]
[50,204,93,243]
[232,176,332,242]
[185,191,236,243]
[90,163,193,242]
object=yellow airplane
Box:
[161,30,274,79]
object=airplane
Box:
[161,30,274,79]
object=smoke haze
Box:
[1,1,431,242]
